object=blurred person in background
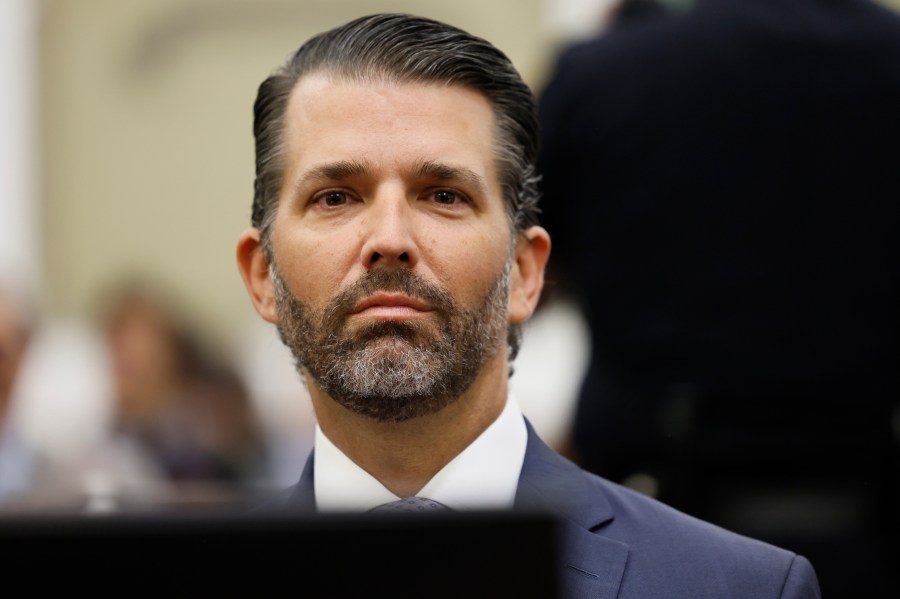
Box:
[101,284,269,504]
[0,286,40,506]
[0,281,129,512]
[538,0,900,595]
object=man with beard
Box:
[235,13,819,598]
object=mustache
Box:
[321,269,457,329]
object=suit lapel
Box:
[516,422,629,599]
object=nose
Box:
[359,194,419,270]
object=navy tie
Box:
[369,496,450,513]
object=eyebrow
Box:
[291,159,489,195]
[415,160,489,193]
[295,160,370,190]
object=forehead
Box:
[279,74,503,192]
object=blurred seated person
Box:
[0,286,39,505]
[102,284,268,494]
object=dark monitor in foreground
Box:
[0,510,560,598]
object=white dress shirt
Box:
[314,394,528,512]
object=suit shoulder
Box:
[591,471,787,556]
[584,472,820,598]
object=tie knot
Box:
[369,496,450,513]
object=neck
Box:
[308,351,509,498]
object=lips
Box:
[350,292,433,317]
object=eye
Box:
[323,191,348,206]
[312,190,350,207]
[431,189,466,206]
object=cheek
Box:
[432,229,511,302]
[274,233,356,308]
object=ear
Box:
[508,225,551,324]
[236,228,279,324]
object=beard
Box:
[271,262,511,423]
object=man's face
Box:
[259,74,521,421]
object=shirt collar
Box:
[314,394,528,512]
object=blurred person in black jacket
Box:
[538,0,900,595]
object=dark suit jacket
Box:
[279,423,820,599]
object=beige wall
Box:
[39,0,555,349]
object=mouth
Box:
[350,292,434,321]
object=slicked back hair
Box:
[251,13,540,365]
[251,13,540,253]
